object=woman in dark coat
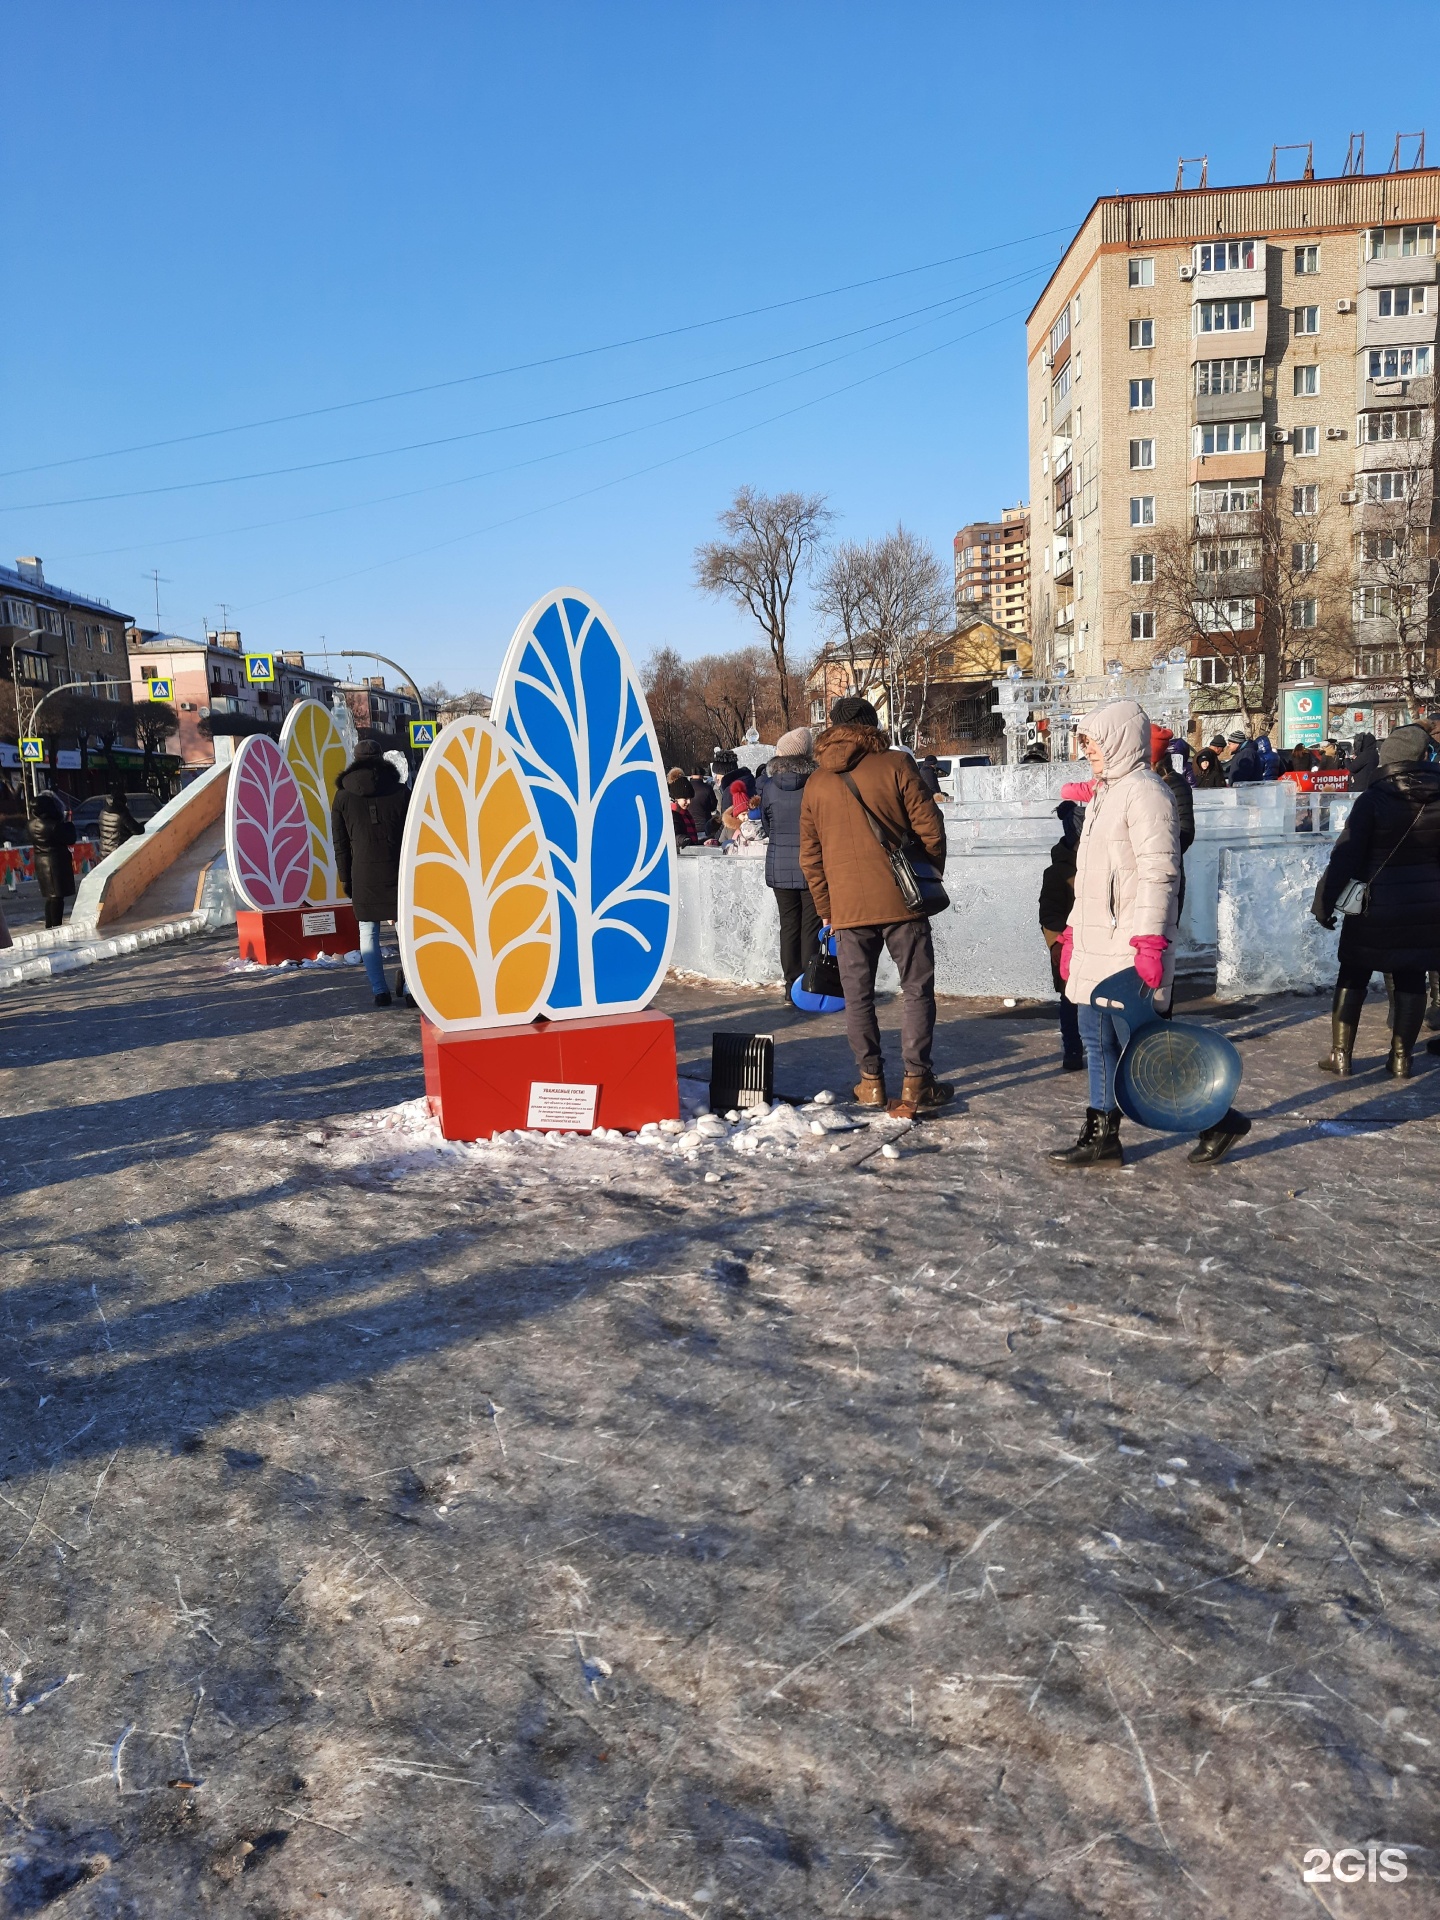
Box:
[27,792,76,929]
[1192,745,1228,789]
[331,742,411,1007]
[1347,732,1380,792]
[97,787,144,859]
[1038,798,1084,1070]
[687,775,718,842]
[759,725,819,998]
[1313,724,1440,1077]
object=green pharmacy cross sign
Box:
[245,653,276,685]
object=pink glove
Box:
[1130,934,1168,990]
[1058,926,1073,981]
[1060,780,1096,803]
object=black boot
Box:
[1188,1109,1251,1166]
[1426,971,1440,1031]
[1318,981,1366,1076]
[1387,990,1426,1079]
[1049,1107,1124,1167]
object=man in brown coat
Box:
[799,696,952,1111]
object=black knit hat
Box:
[353,739,383,763]
[830,695,879,728]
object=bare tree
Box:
[810,526,951,743]
[812,540,877,699]
[1351,436,1438,717]
[133,700,179,792]
[694,487,832,725]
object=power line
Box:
[8,261,1047,515]
[233,304,1027,616]
[51,262,1052,566]
[0,220,1080,483]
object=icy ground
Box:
[1,931,1438,1917]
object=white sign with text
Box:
[526,1082,599,1131]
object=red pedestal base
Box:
[236,904,360,964]
[421,1009,679,1141]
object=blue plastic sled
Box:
[1090,968,1242,1134]
[791,929,845,1014]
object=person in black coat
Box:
[27,792,76,929]
[97,787,143,860]
[1226,731,1264,783]
[1347,732,1380,793]
[1313,724,1440,1077]
[1038,798,1084,1070]
[1193,745,1228,789]
[331,742,412,1007]
[687,774,719,842]
[918,755,943,796]
[759,726,820,997]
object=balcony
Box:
[1195,387,1265,423]
[1361,310,1439,351]
[1364,255,1438,289]
[1357,372,1434,410]
[1193,508,1262,538]
[1190,263,1267,304]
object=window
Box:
[1129,438,1155,469]
[1292,542,1319,573]
[1358,408,1425,442]
[81,624,93,650]
[1195,482,1261,515]
[1195,356,1263,395]
[1364,470,1414,502]
[1368,345,1432,379]
[1359,531,1400,562]
[1131,552,1156,584]
[1130,610,1156,641]
[1359,645,1402,676]
[1049,306,1071,359]
[1195,597,1257,633]
[1196,239,1258,272]
[1197,540,1260,573]
[1129,378,1154,409]
[1197,299,1255,332]
[1355,586,1396,621]
[1129,318,1154,349]
[1294,244,1320,274]
[1377,285,1428,317]
[1366,223,1437,261]
[1041,397,1047,423]
[1291,425,1319,456]
[1293,484,1319,514]
[1291,598,1318,629]
[1128,257,1154,288]
[1194,419,1266,454]
[98,630,112,653]
[935,651,954,669]
[1293,364,1319,396]
[1193,654,1260,686]
[1130,495,1155,526]
[140,664,158,680]
[1051,360,1072,409]
[1294,306,1319,335]
[1072,293,1082,326]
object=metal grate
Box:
[709,1032,774,1112]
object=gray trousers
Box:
[836,919,936,1078]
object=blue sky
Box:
[4,1,1437,692]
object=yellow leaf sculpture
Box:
[398,716,558,1029]
[280,699,349,905]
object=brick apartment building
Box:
[953,505,1030,636]
[1027,147,1440,738]
[1,556,139,791]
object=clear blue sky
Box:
[3,1,1436,692]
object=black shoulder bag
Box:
[838,772,950,917]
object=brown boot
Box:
[889,1071,955,1118]
[854,1072,888,1108]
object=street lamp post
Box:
[333,648,429,756]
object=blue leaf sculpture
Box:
[492,589,676,1015]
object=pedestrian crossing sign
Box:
[245,653,276,685]
[148,677,173,701]
[19,737,43,762]
[408,719,436,749]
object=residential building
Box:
[1026,153,1440,735]
[954,505,1030,636]
[1,556,134,756]
[337,675,433,750]
[805,611,1029,754]
[127,631,347,771]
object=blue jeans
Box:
[358,920,400,998]
[1077,1003,1122,1111]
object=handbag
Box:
[838,773,950,917]
[791,928,845,1014]
[1334,798,1435,915]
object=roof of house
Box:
[0,562,131,621]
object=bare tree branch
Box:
[694,487,832,725]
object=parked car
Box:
[70,791,161,836]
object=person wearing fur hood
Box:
[1051,699,1250,1168]
[759,726,821,997]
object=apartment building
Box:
[2,557,134,767]
[953,504,1030,636]
[337,675,430,749]
[1027,158,1440,736]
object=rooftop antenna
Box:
[1267,142,1315,184]
[144,567,171,628]
[1390,131,1426,172]
[1175,155,1208,190]
[1342,132,1366,176]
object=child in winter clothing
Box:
[1038,800,1084,1070]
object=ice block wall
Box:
[1217,845,1339,996]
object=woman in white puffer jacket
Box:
[1050,698,1250,1168]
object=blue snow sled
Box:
[791,928,845,1014]
[1090,968,1242,1134]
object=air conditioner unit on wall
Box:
[1326,426,1345,440]
[1273,427,1291,443]
[1179,264,1196,281]
[1336,299,1354,313]
[1339,489,1359,504]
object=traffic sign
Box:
[148,677,173,701]
[245,653,276,685]
[19,737,43,763]
[409,719,436,749]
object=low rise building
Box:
[338,675,434,751]
[805,611,1028,756]
[2,557,136,781]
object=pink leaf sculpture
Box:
[225,734,313,910]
